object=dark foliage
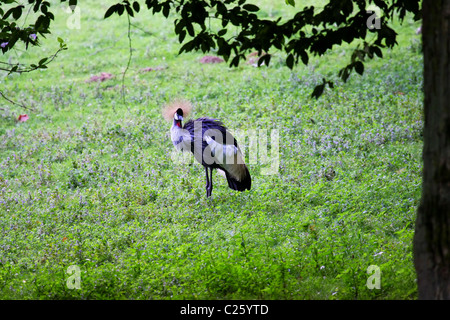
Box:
[0,0,421,96]
[103,0,421,97]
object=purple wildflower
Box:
[1,42,8,48]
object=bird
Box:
[163,100,251,198]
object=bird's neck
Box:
[173,119,182,128]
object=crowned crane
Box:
[163,101,251,198]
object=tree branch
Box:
[0,45,67,75]
[0,90,35,111]
[121,12,133,107]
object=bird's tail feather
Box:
[224,166,251,192]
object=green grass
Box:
[0,1,422,299]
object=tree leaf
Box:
[372,46,383,58]
[162,3,170,18]
[178,30,186,43]
[3,7,15,19]
[38,57,48,65]
[243,4,259,12]
[285,0,296,7]
[117,4,124,16]
[230,54,241,67]
[125,4,134,17]
[218,29,227,36]
[354,61,364,75]
[299,50,309,65]
[179,40,195,54]
[286,53,294,69]
[174,19,184,34]
[9,64,19,74]
[311,83,325,99]
[258,54,271,67]
[133,1,140,13]
[186,22,195,37]
[327,80,334,88]
[12,5,24,20]
[104,5,117,19]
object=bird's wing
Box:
[204,134,239,160]
[186,118,238,146]
[204,132,248,182]
[184,118,248,180]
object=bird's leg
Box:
[208,167,213,197]
[205,167,210,197]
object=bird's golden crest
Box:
[162,99,192,122]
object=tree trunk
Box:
[413,0,450,299]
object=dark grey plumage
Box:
[170,109,251,197]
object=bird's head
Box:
[162,99,192,123]
[174,108,183,127]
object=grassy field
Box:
[0,1,422,299]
